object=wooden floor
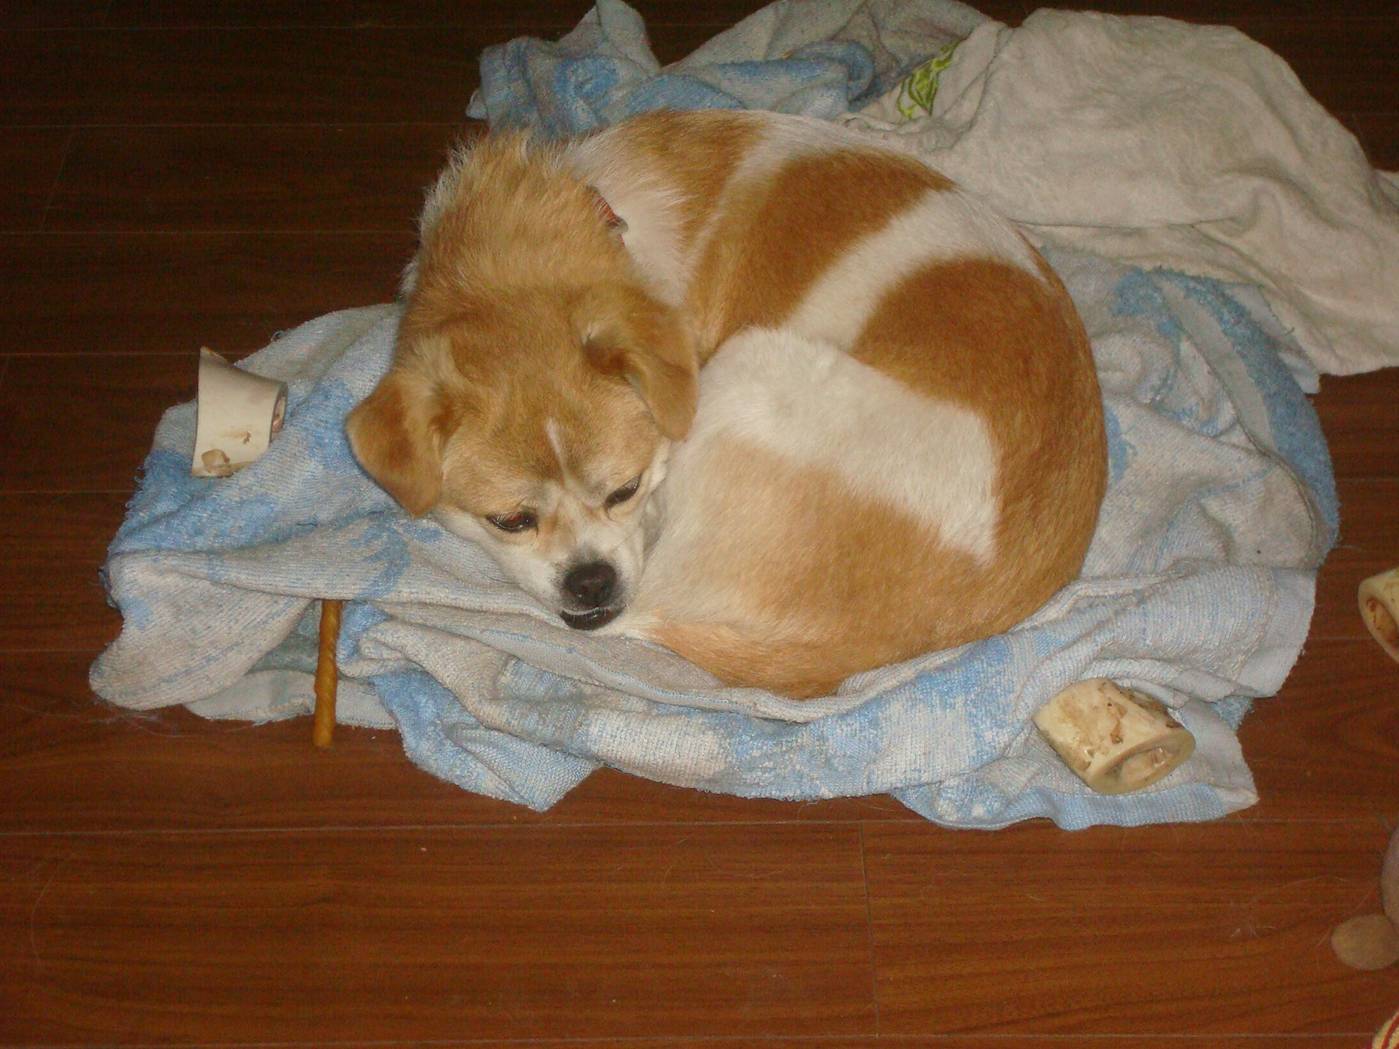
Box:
[2,1,1397,1044]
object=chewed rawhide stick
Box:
[313,599,343,748]
[1034,678,1196,794]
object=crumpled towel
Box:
[469,0,985,133]
[89,247,1338,829]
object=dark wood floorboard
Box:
[1315,368,1399,478]
[0,652,916,834]
[100,0,776,28]
[46,124,465,231]
[0,232,413,356]
[0,354,189,491]
[3,824,875,1043]
[0,493,126,650]
[1343,112,1399,170]
[1,1,1396,1044]
[1236,641,1399,821]
[0,127,71,230]
[0,1,111,30]
[865,820,1395,1035]
[1,27,483,125]
[1314,478,1398,642]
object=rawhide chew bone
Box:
[192,347,287,477]
[1034,678,1196,794]
[312,599,343,749]
[1358,567,1399,663]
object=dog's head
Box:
[347,281,696,630]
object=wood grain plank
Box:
[1224,17,1399,117]
[5,7,1392,127]
[46,124,461,232]
[1315,367,1399,479]
[1,824,875,1043]
[0,128,71,231]
[0,354,187,492]
[1342,112,1399,171]
[866,819,1397,1036]
[83,1039,1360,1049]
[0,30,81,124]
[0,231,410,356]
[1241,641,1399,821]
[0,1,110,28]
[0,650,916,835]
[0,27,481,125]
[1314,478,1398,643]
[103,0,773,27]
[93,0,1399,27]
[0,493,126,651]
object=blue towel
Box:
[468,0,984,135]
[90,250,1336,827]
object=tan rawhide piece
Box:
[1359,566,1399,663]
[1034,678,1195,795]
[192,347,287,478]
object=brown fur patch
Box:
[345,367,444,515]
[852,257,1106,594]
[687,147,952,357]
[426,291,664,515]
[405,134,641,343]
[597,110,760,254]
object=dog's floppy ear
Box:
[346,366,444,515]
[578,285,698,440]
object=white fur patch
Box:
[566,134,690,307]
[786,186,1042,349]
[681,327,999,563]
[544,417,570,482]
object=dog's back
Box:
[584,111,1106,697]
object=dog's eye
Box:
[604,475,642,510]
[487,510,537,533]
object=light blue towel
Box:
[90,0,1337,828]
[90,247,1336,828]
[468,0,985,134]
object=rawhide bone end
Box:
[1358,566,1399,663]
[192,347,288,478]
[1034,678,1196,795]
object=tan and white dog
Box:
[347,109,1106,698]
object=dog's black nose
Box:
[563,561,617,609]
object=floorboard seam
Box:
[35,127,76,233]
[858,821,882,1039]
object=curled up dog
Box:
[346,110,1107,698]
